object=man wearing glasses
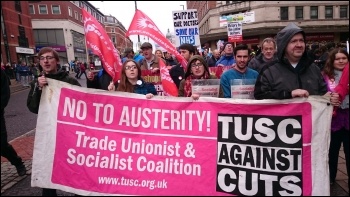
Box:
[27,47,81,195]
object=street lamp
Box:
[180,5,184,10]
[134,1,141,45]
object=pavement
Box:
[1,78,349,196]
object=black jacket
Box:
[254,23,327,100]
[169,63,185,89]
[27,71,81,114]
[248,53,277,73]
[1,69,10,111]
[87,70,116,90]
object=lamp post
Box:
[134,1,141,46]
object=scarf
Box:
[184,72,210,97]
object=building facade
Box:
[187,1,349,50]
[1,1,35,65]
[104,15,133,53]
[29,1,132,64]
[29,1,105,64]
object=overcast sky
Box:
[89,1,187,49]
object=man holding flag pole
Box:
[126,9,188,96]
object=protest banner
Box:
[82,9,122,83]
[172,9,200,47]
[141,70,164,96]
[127,9,186,96]
[209,66,233,78]
[227,22,243,43]
[219,11,255,27]
[32,79,333,196]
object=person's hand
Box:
[151,67,160,73]
[107,81,115,91]
[191,94,200,100]
[330,92,340,106]
[37,75,48,89]
[146,93,154,99]
[87,71,94,81]
[291,89,309,98]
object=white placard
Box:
[172,9,201,47]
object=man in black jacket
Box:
[169,43,195,88]
[1,69,27,176]
[254,23,338,104]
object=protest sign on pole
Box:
[31,79,334,196]
[172,9,201,47]
[227,22,243,43]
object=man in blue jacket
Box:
[216,42,236,67]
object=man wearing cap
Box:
[216,42,236,67]
[254,23,339,104]
[139,42,166,73]
[122,48,135,63]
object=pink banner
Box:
[44,86,316,196]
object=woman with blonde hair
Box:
[108,59,156,99]
[155,49,164,59]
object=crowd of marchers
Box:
[1,22,348,196]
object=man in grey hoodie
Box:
[254,23,339,105]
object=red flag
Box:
[127,10,187,96]
[82,9,122,83]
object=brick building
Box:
[28,1,132,64]
[187,1,349,50]
[1,1,35,65]
[104,15,133,53]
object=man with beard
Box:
[220,44,259,98]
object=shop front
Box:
[16,46,35,65]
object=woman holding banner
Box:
[322,48,349,188]
[178,55,223,100]
[108,59,157,98]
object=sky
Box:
[89,1,187,50]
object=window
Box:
[68,7,72,17]
[18,14,22,25]
[111,36,116,43]
[111,27,115,33]
[29,5,35,14]
[106,16,114,23]
[280,7,289,20]
[15,1,22,12]
[52,5,60,14]
[38,5,48,14]
[74,11,78,20]
[325,6,333,19]
[80,14,83,22]
[310,6,318,19]
[340,5,348,18]
[18,26,28,47]
[226,1,231,4]
[295,6,303,20]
